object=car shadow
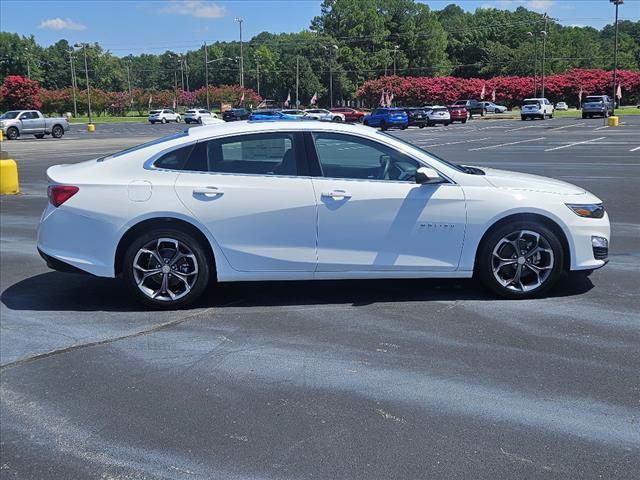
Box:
[1,271,594,313]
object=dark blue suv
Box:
[362,108,408,130]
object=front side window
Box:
[185,132,301,176]
[312,133,419,182]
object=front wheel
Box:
[123,228,211,309]
[51,125,64,138]
[476,222,564,299]
[161,118,167,124]
[176,116,181,123]
[6,127,19,140]
[332,116,343,122]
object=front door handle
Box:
[321,190,352,199]
[193,186,224,197]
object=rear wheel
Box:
[476,221,564,299]
[332,116,342,122]
[123,228,211,309]
[380,120,387,131]
[51,125,64,138]
[161,117,167,124]
[461,119,467,124]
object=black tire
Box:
[176,116,181,123]
[363,120,369,126]
[476,220,565,299]
[380,121,387,131]
[34,134,45,139]
[401,124,408,130]
[123,227,211,309]
[161,118,167,124]
[419,124,425,128]
[51,125,64,138]
[521,116,526,121]
[444,122,450,126]
[332,116,342,122]
[461,119,467,124]
[198,117,203,124]
[358,116,364,123]
[481,110,485,117]
[581,113,587,119]
[6,127,19,140]
[149,121,155,124]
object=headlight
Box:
[566,203,605,218]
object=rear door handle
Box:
[193,186,224,197]
[321,190,352,199]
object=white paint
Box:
[549,122,585,131]
[629,146,640,152]
[504,125,542,132]
[423,137,490,147]
[544,136,606,152]
[468,137,545,151]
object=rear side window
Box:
[184,133,302,176]
[154,144,195,170]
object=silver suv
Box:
[184,109,216,124]
[581,95,614,119]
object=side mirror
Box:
[415,166,443,185]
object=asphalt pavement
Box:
[1,116,639,479]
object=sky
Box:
[1,0,638,56]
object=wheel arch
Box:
[473,212,571,273]
[114,217,216,277]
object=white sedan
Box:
[303,109,345,122]
[481,101,508,114]
[38,121,609,308]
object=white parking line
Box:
[468,137,545,151]
[422,137,490,147]
[504,124,542,132]
[630,146,640,152]
[544,136,606,152]
[549,122,585,131]
[594,125,609,131]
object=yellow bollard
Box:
[608,116,619,127]
[0,153,19,195]
[0,129,4,142]
[87,123,96,132]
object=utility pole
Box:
[256,61,260,96]
[235,17,244,88]
[184,55,190,92]
[295,56,299,108]
[610,0,623,115]
[324,44,338,108]
[204,42,210,110]
[180,56,185,92]
[126,63,133,113]
[174,70,178,110]
[541,15,548,98]
[69,49,78,118]
[527,31,543,97]
[75,43,93,124]
[393,45,399,76]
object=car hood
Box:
[481,167,586,195]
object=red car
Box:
[448,105,468,123]
[330,107,367,123]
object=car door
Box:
[19,112,42,133]
[174,131,318,272]
[309,132,466,272]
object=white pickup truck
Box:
[0,110,70,140]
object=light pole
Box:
[393,45,399,76]
[527,30,546,97]
[235,17,244,88]
[610,0,623,115]
[204,54,238,110]
[69,48,78,118]
[324,44,338,108]
[74,43,92,124]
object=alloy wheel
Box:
[491,230,554,293]
[132,237,198,302]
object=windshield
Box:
[584,96,604,103]
[0,111,20,119]
[98,131,189,161]
[377,131,467,173]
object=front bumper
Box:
[567,212,611,271]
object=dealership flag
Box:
[616,83,622,100]
[148,94,152,108]
[310,92,317,105]
[284,91,291,107]
[240,91,245,105]
[578,86,583,103]
[387,91,394,107]
[379,90,386,106]
[172,96,177,109]
[491,88,496,103]
[480,84,486,100]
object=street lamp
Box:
[527,30,546,97]
[74,43,93,124]
[235,17,244,88]
[393,45,400,76]
[610,0,623,115]
[203,44,238,110]
[324,44,338,108]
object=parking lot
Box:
[1,116,639,479]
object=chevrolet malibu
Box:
[38,121,610,308]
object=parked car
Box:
[222,108,251,121]
[303,109,345,122]
[403,107,429,128]
[425,106,451,126]
[581,95,614,119]
[451,99,485,119]
[0,110,69,140]
[184,109,216,124]
[362,107,408,130]
[330,107,367,123]
[448,105,468,123]
[520,98,554,120]
[248,110,300,121]
[281,109,306,117]
[37,121,610,308]
[555,102,569,111]
[481,101,508,114]
[148,109,181,124]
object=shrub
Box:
[0,75,42,110]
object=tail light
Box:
[48,185,79,207]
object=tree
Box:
[0,75,41,110]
